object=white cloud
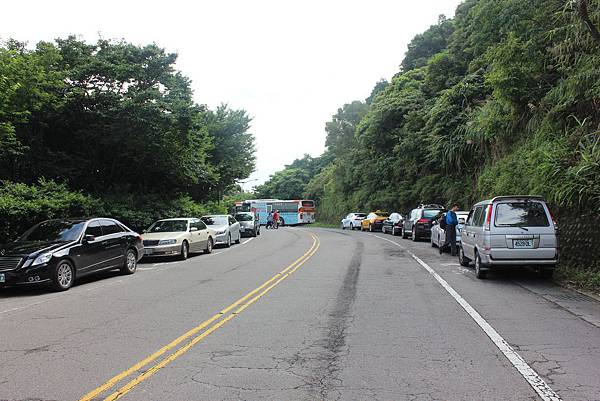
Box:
[1,0,463,189]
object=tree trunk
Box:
[576,0,600,44]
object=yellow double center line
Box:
[80,232,320,401]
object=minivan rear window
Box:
[494,202,549,227]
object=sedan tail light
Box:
[417,218,429,224]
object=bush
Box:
[0,180,227,243]
[0,179,100,243]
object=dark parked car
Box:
[234,212,261,237]
[401,204,445,241]
[382,213,404,236]
[0,218,143,291]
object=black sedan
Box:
[381,213,404,236]
[0,218,143,291]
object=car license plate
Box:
[144,249,154,255]
[513,239,533,248]
[0,273,5,283]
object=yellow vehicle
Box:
[361,211,390,232]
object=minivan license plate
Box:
[514,239,533,249]
[0,273,5,283]
[144,249,154,255]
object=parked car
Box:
[341,213,367,230]
[382,213,404,236]
[0,218,143,291]
[430,211,469,249]
[235,212,261,237]
[458,195,558,279]
[361,211,390,232]
[401,204,445,241]
[201,215,241,247]
[142,218,215,260]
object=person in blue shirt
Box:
[441,203,460,256]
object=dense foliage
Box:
[0,37,254,238]
[261,0,600,285]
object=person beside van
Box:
[272,210,280,229]
[441,203,460,256]
[266,212,274,229]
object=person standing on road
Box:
[272,210,280,229]
[267,211,273,229]
[442,203,460,256]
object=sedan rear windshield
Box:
[235,214,254,222]
[355,213,367,218]
[202,216,228,226]
[495,202,550,227]
[375,212,389,217]
[148,220,188,232]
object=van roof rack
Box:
[491,195,545,202]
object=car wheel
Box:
[458,247,470,267]
[411,227,417,241]
[52,260,75,291]
[204,237,213,254]
[225,234,232,248]
[120,248,137,275]
[475,252,487,279]
[179,241,189,260]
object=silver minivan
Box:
[458,196,557,279]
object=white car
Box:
[143,218,215,260]
[341,213,367,230]
[431,211,469,249]
[201,215,241,247]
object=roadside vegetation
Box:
[256,0,600,292]
[0,37,255,240]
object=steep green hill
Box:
[260,0,600,290]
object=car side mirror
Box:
[83,234,95,243]
[190,227,199,232]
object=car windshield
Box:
[235,213,254,222]
[18,220,86,242]
[202,216,228,226]
[423,210,443,219]
[495,202,550,227]
[148,220,188,233]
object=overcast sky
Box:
[2,0,463,189]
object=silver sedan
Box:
[201,215,241,247]
[431,211,469,249]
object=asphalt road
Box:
[1,227,599,401]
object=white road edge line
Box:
[372,234,562,401]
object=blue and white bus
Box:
[234,199,315,226]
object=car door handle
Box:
[101,241,108,246]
